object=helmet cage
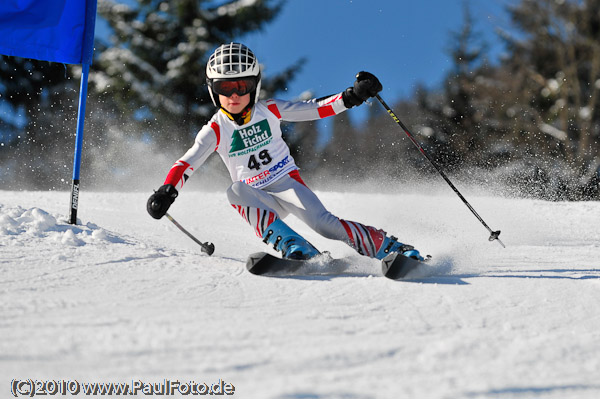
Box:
[206,43,261,106]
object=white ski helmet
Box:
[206,42,261,107]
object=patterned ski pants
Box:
[227,172,387,258]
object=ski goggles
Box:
[211,78,257,97]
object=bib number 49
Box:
[247,149,272,170]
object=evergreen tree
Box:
[320,112,360,181]
[1,0,302,189]
[498,0,600,198]
[92,0,301,153]
[417,1,491,170]
[0,57,79,189]
[282,92,321,181]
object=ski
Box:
[246,251,348,276]
[381,252,428,280]
[247,251,431,279]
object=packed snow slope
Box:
[2,187,600,399]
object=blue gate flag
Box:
[0,0,97,65]
[0,0,98,224]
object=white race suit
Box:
[162,93,398,257]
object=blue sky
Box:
[100,0,513,124]
[242,0,511,122]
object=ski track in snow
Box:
[1,189,600,399]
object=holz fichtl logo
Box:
[229,120,272,156]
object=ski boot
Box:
[262,219,320,260]
[375,235,424,261]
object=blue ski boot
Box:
[262,219,320,260]
[375,235,424,261]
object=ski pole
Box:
[375,94,505,248]
[165,212,215,255]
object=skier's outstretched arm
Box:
[269,71,382,122]
[147,122,218,219]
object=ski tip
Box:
[381,252,426,280]
[246,252,269,274]
[381,252,399,277]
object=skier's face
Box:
[219,93,251,114]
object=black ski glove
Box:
[147,184,178,219]
[342,71,383,108]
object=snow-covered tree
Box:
[91,0,299,152]
[498,0,600,197]
[0,57,80,189]
[415,1,493,170]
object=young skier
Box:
[147,42,423,261]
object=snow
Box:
[2,188,600,398]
